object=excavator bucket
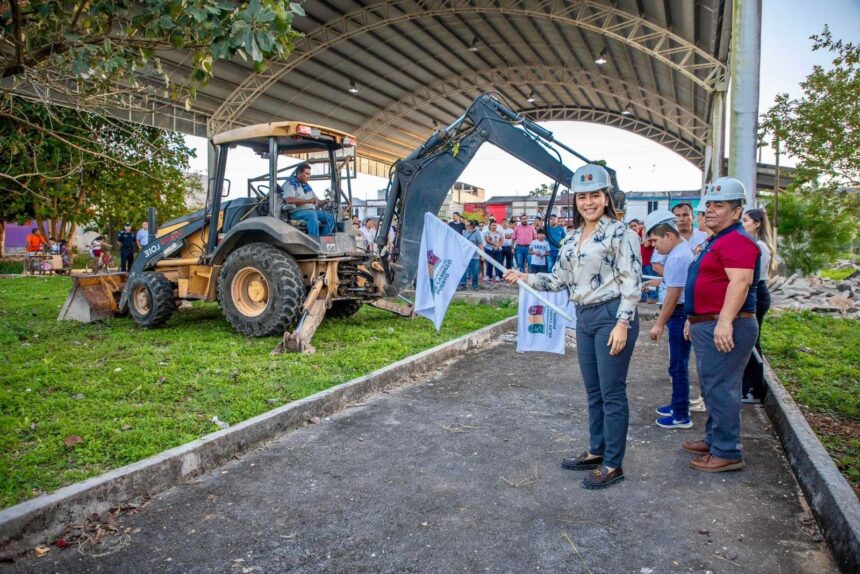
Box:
[58,273,127,322]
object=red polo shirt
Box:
[684,223,760,315]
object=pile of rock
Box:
[769,261,860,316]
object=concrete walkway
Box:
[9,321,837,573]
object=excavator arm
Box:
[378,92,624,291]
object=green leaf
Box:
[255,31,274,53]
[71,58,90,76]
[289,2,305,17]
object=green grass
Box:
[0,276,515,509]
[762,312,860,491]
[819,267,856,281]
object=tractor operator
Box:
[281,162,335,238]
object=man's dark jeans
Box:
[575,297,639,469]
[691,317,759,460]
[460,259,480,288]
[667,307,691,419]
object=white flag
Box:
[415,213,478,331]
[516,288,569,355]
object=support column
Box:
[728,0,763,207]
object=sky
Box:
[187,0,860,201]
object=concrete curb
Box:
[763,358,860,573]
[0,315,516,550]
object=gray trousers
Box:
[575,297,639,469]
[690,317,759,460]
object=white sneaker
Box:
[689,397,707,412]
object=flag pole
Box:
[476,249,574,322]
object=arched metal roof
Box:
[158,0,732,171]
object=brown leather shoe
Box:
[581,465,625,490]
[689,454,746,473]
[682,440,710,455]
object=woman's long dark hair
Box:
[745,208,778,278]
[571,188,619,229]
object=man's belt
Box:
[688,312,755,324]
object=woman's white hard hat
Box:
[572,164,612,193]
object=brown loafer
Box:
[682,440,710,455]
[689,454,746,473]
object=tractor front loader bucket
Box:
[58,273,127,323]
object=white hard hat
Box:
[696,201,707,213]
[643,209,678,236]
[572,164,612,193]
[703,177,746,203]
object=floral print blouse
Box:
[526,216,642,322]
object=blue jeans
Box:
[641,264,656,302]
[547,251,558,271]
[691,317,759,460]
[529,264,546,273]
[575,297,640,469]
[667,307,691,419]
[291,209,334,238]
[460,259,480,288]
[515,245,529,272]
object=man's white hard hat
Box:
[702,177,746,203]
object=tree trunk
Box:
[0,221,5,258]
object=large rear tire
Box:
[327,300,362,319]
[127,272,176,327]
[218,243,305,337]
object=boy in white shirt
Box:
[528,230,550,273]
[645,211,695,429]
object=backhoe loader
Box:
[59,93,624,352]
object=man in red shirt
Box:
[511,214,537,272]
[682,177,760,473]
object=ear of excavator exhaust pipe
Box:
[58,273,127,322]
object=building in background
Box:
[438,182,485,219]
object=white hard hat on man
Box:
[702,177,747,204]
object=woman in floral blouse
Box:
[504,164,642,490]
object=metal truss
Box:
[355,66,710,157]
[208,0,726,134]
[529,107,704,167]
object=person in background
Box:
[25,228,47,255]
[117,223,136,272]
[136,221,150,249]
[545,214,566,271]
[460,220,483,290]
[512,214,537,272]
[741,208,777,403]
[351,215,361,229]
[359,218,378,252]
[682,177,760,473]
[449,211,466,235]
[533,216,543,233]
[483,221,504,283]
[673,203,710,253]
[528,229,550,273]
[505,164,641,490]
[500,219,514,270]
[645,210,696,430]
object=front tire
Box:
[127,272,175,327]
[218,243,305,337]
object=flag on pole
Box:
[517,288,569,355]
[415,213,478,330]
